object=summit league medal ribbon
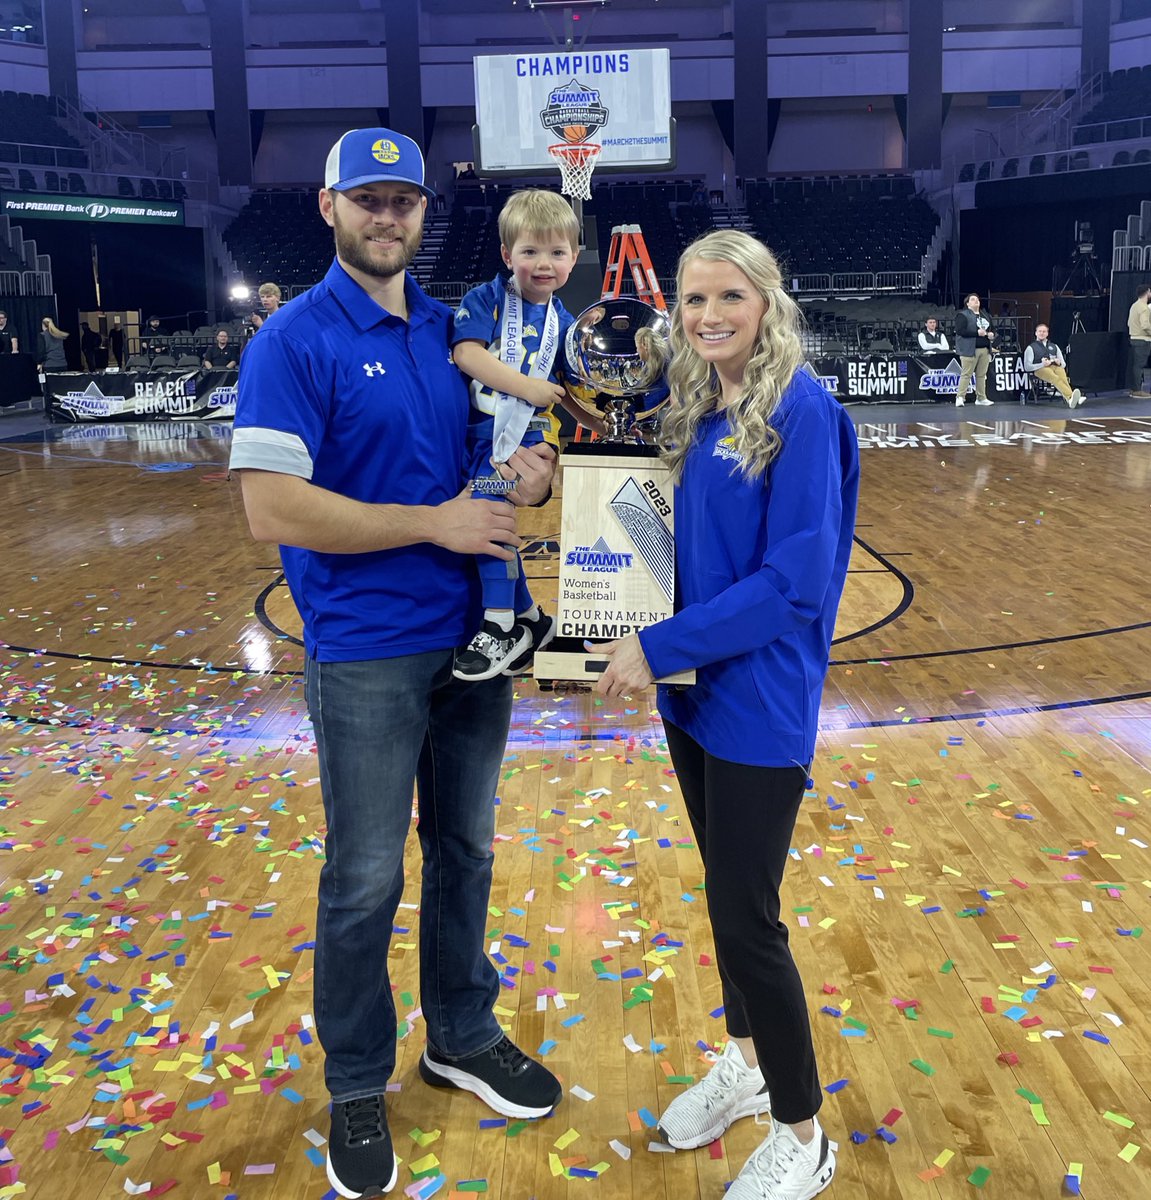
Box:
[471,279,561,495]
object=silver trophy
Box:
[564,298,672,442]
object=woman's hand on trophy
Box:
[591,634,654,698]
[497,442,557,507]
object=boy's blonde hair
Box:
[498,189,580,253]
[258,282,281,300]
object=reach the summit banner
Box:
[0,192,185,226]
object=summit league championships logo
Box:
[540,79,609,143]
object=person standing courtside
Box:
[229,126,561,1199]
[953,293,995,406]
[1127,283,1151,398]
[1024,323,1082,408]
[0,310,18,354]
[594,230,859,1200]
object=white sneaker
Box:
[954,397,966,406]
[726,1118,836,1200]
[974,397,993,405]
[657,1042,770,1149]
[1071,388,1083,407]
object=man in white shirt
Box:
[917,316,948,352]
[1128,284,1151,398]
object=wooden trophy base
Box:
[533,442,694,686]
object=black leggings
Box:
[664,720,823,1124]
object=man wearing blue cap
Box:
[230,127,560,1198]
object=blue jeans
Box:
[306,651,512,1101]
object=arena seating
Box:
[224,175,939,310]
[744,176,937,278]
[223,189,332,287]
[1073,66,1151,144]
[0,90,87,168]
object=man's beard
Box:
[332,209,422,279]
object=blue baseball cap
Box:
[324,127,436,198]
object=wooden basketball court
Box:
[1,412,1150,1199]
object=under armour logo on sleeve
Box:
[362,361,386,377]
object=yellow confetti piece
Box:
[554,1128,581,1151]
[207,1162,222,1184]
[408,1153,440,1174]
[548,1152,565,1177]
[934,1149,955,1168]
[1030,1103,1050,1126]
[818,917,837,930]
[1118,1144,1140,1163]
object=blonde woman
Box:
[37,317,69,373]
[595,230,859,1200]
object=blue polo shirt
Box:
[639,371,860,767]
[229,259,479,661]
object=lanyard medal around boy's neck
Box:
[490,275,561,464]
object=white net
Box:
[548,142,602,201]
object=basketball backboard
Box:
[472,48,674,177]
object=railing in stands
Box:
[0,269,20,293]
[791,274,832,294]
[424,281,468,304]
[1114,245,1151,272]
[24,269,52,295]
[0,140,88,170]
[1074,114,1151,146]
[789,270,924,296]
[875,270,923,292]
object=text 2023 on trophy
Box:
[534,297,693,685]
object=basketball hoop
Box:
[548,142,601,201]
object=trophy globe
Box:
[563,298,672,442]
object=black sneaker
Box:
[453,620,531,682]
[419,1035,562,1118]
[505,610,556,674]
[326,1094,398,1198]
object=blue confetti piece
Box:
[1083,1030,1110,1044]
[824,1078,849,1094]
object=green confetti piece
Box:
[904,1007,918,1021]
[1016,1088,1042,1103]
[666,1075,695,1085]
[927,1028,954,1039]
[968,1166,991,1187]
[506,1120,527,1138]
[457,1182,488,1192]
[939,959,955,973]
[844,1017,868,1031]
[1104,1111,1136,1129]
[910,1058,935,1076]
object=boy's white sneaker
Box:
[656,1042,770,1150]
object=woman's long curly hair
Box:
[659,230,805,483]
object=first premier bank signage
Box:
[0,192,184,226]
